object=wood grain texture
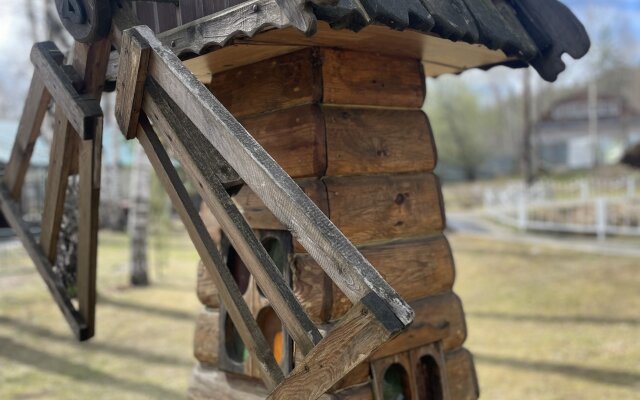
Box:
[373,293,466,360]
[267,303,393,400]
[3,73,55,199]
[189,365,268,400]
[116,28,152,139]
[143,78,322,355]
[209,48,322,118]
[39,108,76,263]
[136,24,413,327]
[194,307,220,365]
[325,173,445,245]
[331,361,371,392]
[324,107,435,176]
[331,383,374,400]
[0,183,89,340]
[74,39,112,340]
[294,235,455,323]
[197,260,221,308]
[320,49,425,108]
[30,42,103,140]
[137,117,284,390]
[233,178,329,232]
[445,348,479,400]
[409,341,451,400]
[240,104,326,178]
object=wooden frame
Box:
[0,39,109,341]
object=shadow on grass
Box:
[468,311,640,326]
[476,353,640,387]
[0,316,191,367]
[0,336,185,398]
[98,296,195,321]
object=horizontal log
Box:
[294,235,455,323]
[209,48,426,119]
[197,261,220,308]
[331,361,371,392]
[324,107,436,176]
[320,49,426,108]
[209,48,322,118]
[445,348,479,400]
[373,292,467,360]
[325,173,445,245]
[30,42,103,140]
[240,104,326,178]
[188,365,267,400]
[194,307,220,365]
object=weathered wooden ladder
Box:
[0,3,415,399]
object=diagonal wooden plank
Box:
[39,107,77,263]
[136,115,285,390]
[3,71,59,199]
[128,25,414,328]
[268,298,398,400]
[0,183,89,340]
[142,77,322,355]
[30,42,103,140]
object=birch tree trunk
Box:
[128,144,151,286]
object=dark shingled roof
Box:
[137,0,590,82]
[311,0,590,81]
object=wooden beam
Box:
[73,39,112,339]
[0,183,88,340]
[30,42,103,140]
[142,77,322,355]
[3,72,57,199]
[136,116,284,390]
[267,301,396,399]
[132,25,414,328]
[39,108,76,263]
[116,28,152,139]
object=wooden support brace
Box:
[0,183,89,340]
[115,28,152,139]
[30,42,103,140]
[136,117,285,390]
[129,25,414,328]
[142,77,321,355]
[3,68,60,199]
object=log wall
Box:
[189,47,478,399]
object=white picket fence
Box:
[483,176,640,240]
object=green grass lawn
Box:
[0,229,201,399]
[1,229,639,399]
[451,233,640,399]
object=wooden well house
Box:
[0,0,588,399]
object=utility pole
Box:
[522,68,534,185]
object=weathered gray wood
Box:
[136,116,284,390]
[0,183,89,340]
[267,301,395,400]
[132,25,414,328]
[30,42,103,140]
[3,72,57,199]
[159,0,293,56]
[142,78,321,355]
[116,28,152,139]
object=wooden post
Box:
[190,47,478,399]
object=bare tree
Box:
[128,144,152,286]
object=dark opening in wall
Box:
[224,313,248,363]
[226,246,251,294]
[257,236,287,297]
[383,363,411,400]
[419,355,443,400]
